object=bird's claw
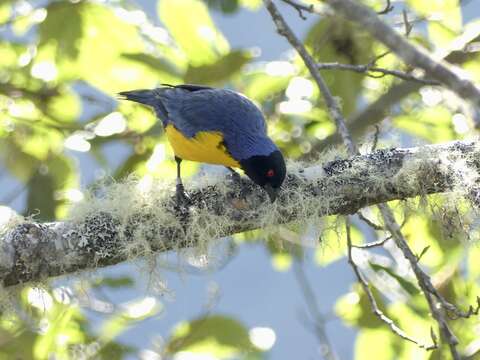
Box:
[175,183,191,209]
[225,172,249,201]
[174,183,192,234]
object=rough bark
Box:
[1,140,478,287]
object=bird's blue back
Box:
[150,87,278,161]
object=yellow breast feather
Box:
[165,124,240,168]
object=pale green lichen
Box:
[2,141,480,292]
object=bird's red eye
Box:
[267,169,275,177]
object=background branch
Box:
[309,25,480,153]
[324,0,480,127]
[264,1,479,356]
[316,62,439,85]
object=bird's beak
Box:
[264,184,279,203]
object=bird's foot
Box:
[225,171,249,201]
[175,183,191,209]
[174,183,192,236]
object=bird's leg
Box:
[175,156,190,207]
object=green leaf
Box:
[185,50,253,85]
[24,155,77,220]
[243,72,292,103]
[315,218,362,267]
[166,315,258,358]
[305,17,373,116]
[33,305,84,359]
[335,286,386,328]
[394,106,456,142]
[46,87,81,123]
[355,329,396,360]
[271,252,292,272]
[0,1,10,24]
[407,0,462,47]
[0,41,23,68]
[114,149,153,179]
[239,0,261,10]
[121,53,182,81]
[369,262,420,296]
[158,0,229,65]
[100,297,162,345]
[26,169,56,220]
[1,140,38,181]
[42,3,151,92]
[39,1,84,60]
[205,0,240,14]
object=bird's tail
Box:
[117,89,157,106]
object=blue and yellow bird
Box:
[119,84,286,203]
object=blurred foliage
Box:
[166,315,260,358]
[0,0,480,358]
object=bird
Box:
[118,84,286,204]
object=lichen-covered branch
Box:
[1,140,479,287]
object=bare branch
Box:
[377,204,462,358]
[345,219,437,349]
[402,9,413,36]
[263,1,479,356]
[377,0,394,15]
[263,0,357,154]
[316,62,439,85]
[294,262,338,360]
[324,0,480,127]
[370,125,380,152]
[351,235,391,249]
[356,211,384,231]
[280,0,314,19]
[309,23,480,154]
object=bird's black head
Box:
[240,150,286,202]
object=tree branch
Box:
[263,1,478,356]
[309,24,480,153]
[1,140,479,287]
[324,0,480,127]
[263,0,357,154]
[346,219,437,350]
[316,62,439,85]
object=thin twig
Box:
[325,0,480,127]
[280,0,314,19]
[294,262,338,360]
[263,0,357,154]
[263,1,478,356]
[308,22,480,154]
[377,0,393,15]
[377,204,461,358]
[351,235,391,249]
[316,62,439,85]
[402,9,413,36]
[357,211,383,230]
[345,219,437,349]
